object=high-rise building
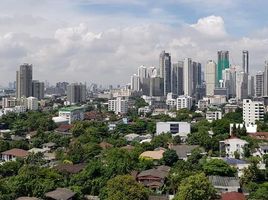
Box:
[192,62,202,96]
[16,63,33,98]
[32,80,44,100]
[108,97,128,115]
[171,61,183,96]
[67,83,86,104]
[177,95,193,110]
[130,74,140,91]
[217,51,229,84]
[236,71,248,100]
[27,96,39,111]
[248,75,254,98]
[183,58,193,96]
[159,51,171,95]
[138,65,147,84]
[222,66,236,98]
[147,66,157,78]
[242,50,249,74]
[255,71,264,97]
[263,61,268,96]
[205,60,216,96]
[243,99,264,126]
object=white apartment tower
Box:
[130,74,140,91]
[108,97,128,115]
[205,60,216,96]
[177,95,192,110]
[243,99,264,126]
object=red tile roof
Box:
[221,192,246,200]
[1,148,29,158]
[249,132,268,140]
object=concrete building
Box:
[16,63,33,98]
[159,51,171,96]
[242,50,249,74]
[206,111,222,122]
[130,74,140,91]
[236,71,248,100]
[32,80,44,100]
[67,83,86,104]
[205,60,217,96]
[243,99,264,126]
[264,61,268,96]
[183,58,193,96]
[2,97,18,108]
[27,97,38,111]
[138,65,147,84]
[193,61,202,96]
[57,106,85,124]
[177,95,192,110]
[108,97,128,115]
[222,67,236,98]
[248,75,255,98]
[156,122,191,138]
[255,71,264,97]
[171,61,184,96]
[220,137,248,159]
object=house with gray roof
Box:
[209,176,241,193]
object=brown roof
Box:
[121,145,135,151]
[55,124,73,132]
[1,148,29,158]
[45,188,76,200]
[16,197,41,200]
[249,132,268,140]
[140,149,165,160]
[99,142,113,149]
[54,163,86,174]
[221,192,246,200]
[137,166,170,179]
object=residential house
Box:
[45,188,76,200]
[55,163,86,174]
[140,149,165,160]
[222,158,249,178]
[219,137,248,159]
[1,148,29,162]
[169,144,205,160]
[137,165,170,190]
[209,176,241,193]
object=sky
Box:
[0,0,268,87]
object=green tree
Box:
[202,159,236,176]
[249,182,268,200]
[162,149,178,166]
[174,173,216,200]
[101,175,149,200]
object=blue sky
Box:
[0,0,268,85]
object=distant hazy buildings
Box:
[16,63,33,98]
[171,61,183,96]
[242,50,249,74]
[183,58,193,96]
[130,74,140,91]
[205,60,217,96]
[32,80,44,100]
[67,83,86,104]
[255,71,264,97]
[159,51,171,96]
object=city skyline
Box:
[1,1,268,86]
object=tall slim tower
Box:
[171,61,184,96]
[16,63,33,98]
[217,51,229,84]
[263,61,268,96]
[242,50,249,74]
[67,83,86,104]
[183,58,193,96]
[205,60,216,96]
[32,80,44,100]
[159,51,171,96]
[255,71,264,97]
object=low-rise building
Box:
[209,176,240,193]
[56,106,85,124]
[1,148,29,162]
[108,97,128,115]
[156,122,190,138]
[206,110,222,122]
[219,137,249,159]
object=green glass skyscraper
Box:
[217,51,229,85]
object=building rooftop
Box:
[59,106,84,112]
[209,176,240,188]
[1,148,29,158]
[16,197,41,200]
[170,144,204,159]
[221,192,246,200]
[45,188,76,200]
[140,149,165,160]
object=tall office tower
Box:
[183,58,193,96]
[217,51,229,84]
[255,71,264,97]
[205,60,216,96]
[150,77,164,96]
[222,67,237,98]
[248,75,255,98]
[264,61,268,96]
[138,65,147,84]
[171,61,184,96]
[159,51,171,95]
[67,83,86,104]
[16,63,33,98]
[147,66,157,78]
[130,74,140,91]
[236,71,248,100]
[192,62,202,95]
[243,99,264,126]
[32,80,44,100]
[242,50,249,74]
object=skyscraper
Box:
[217,51,229,84]
[16,63,33,98]
[67,83,86,104]
[159,51,171,96]
[32,80,44,100]
[192,62,202,95]
[138,65,147,84]
[171,61,183,96]
[130,74,140,91]
[242,50,249,74]
[205,60,216,96]
[183,58,193,96]
[236,71,248,100]
[255,71,264,97]
[264,61,268,96]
